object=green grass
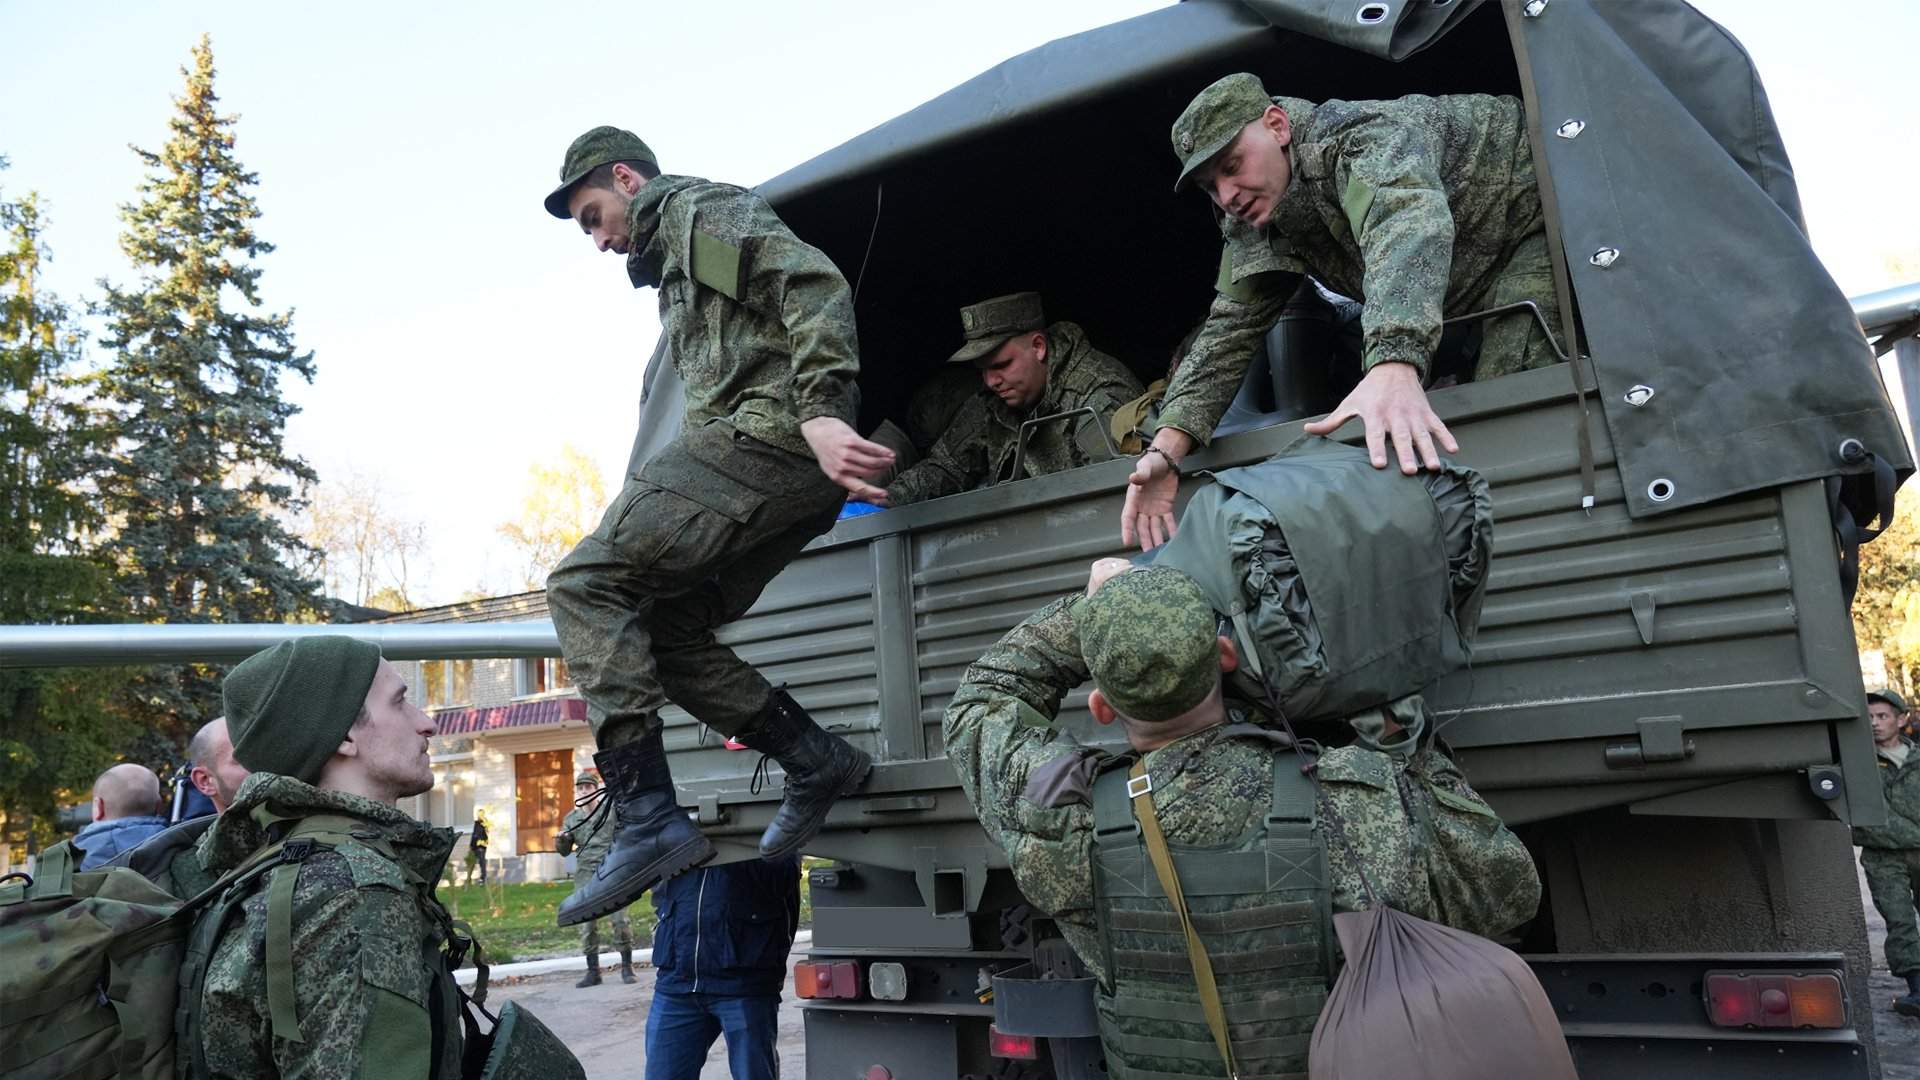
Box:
[439,881,656,964]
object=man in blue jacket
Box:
[73,763,169,869]
[644,855,803,1080]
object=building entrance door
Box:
[514,749,574,855]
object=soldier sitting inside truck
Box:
[943,560,1539,1078]
[882,291,1143,506]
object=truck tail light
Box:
[989,1026,1038,1060]
[794,960,863,1000]
[1704,971,1846,1029]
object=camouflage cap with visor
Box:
[544,125,658,219]
[1869,688,1910,713]
[1171,72,1277,192]
[1080,567,1221,723]
[949,291,1046,365]
[574,772,599,786]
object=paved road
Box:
[493,865,1920,1078]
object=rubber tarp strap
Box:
[1128,759,1240,1080]
[1503,0,1598,513]
[265,862,305,1043]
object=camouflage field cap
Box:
[1171,72,1275,192]
[1869,688,1910,713]
[544,125,658,219]
[949,291,1046,365]
[574,772,598,786]
[1080,567,1220,723]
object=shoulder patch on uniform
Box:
[1340,175,1375,242]
[337,839,410,891]
[690,222,746,301]
[1214,247,1257,303]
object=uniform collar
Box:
[624,174,706,289]
[198,772,453,879]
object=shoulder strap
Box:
[24,841,77,900]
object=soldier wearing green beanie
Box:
[182,636,532,1078]
[1122,72,1561,552]
[542,124,886,927]
[942,560,1536,1078]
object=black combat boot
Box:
[1897,972,1920,1018]
[737,688,873,858]
[620,946,638,984]
[555,730,714,927]
[576,959,602,988]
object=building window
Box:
[423,659,474,709]
[516,657,572,697]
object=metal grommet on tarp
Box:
[1589,247,1620,268]
[1647,478,1676,503]
[1836,438,1867,464]
[1624,385,1654,407]
[1555,119,1584,139]
[1357,2,1390,24]
[1521,0,1548,16]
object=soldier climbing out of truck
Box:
[541,126,890,927]
[1121,72,1564,550]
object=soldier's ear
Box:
[1089,689,1118,725]
[1261,105,1291,147]
[1217,635,1240,674]
[1031,332,1048,362]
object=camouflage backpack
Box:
[0,819,408,1080]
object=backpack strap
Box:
[24,840,77,900]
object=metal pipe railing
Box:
[1852,281,1920,338]
[0,622,559,669]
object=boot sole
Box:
[554,833,717,927]
[760,754,874,859]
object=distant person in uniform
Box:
[884,292,1143,506]
[467,809,490,885]
[73,763,169,870]
[1124,73,1564,548]
[543,126,884,925]
[1856,688,1920,1017]
[558,772,638,987]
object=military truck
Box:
[5,1,1916,1077]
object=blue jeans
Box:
[644,990,781,1080]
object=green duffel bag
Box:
[1147,435,1492,723]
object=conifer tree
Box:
[96,37,321,756]
[0,160,132,837]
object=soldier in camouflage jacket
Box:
[1123,73,1562,549]
[543,127,884,924]
[888,293,1143,506]
[942,563,1538,995]
[1855,689,1920,1016]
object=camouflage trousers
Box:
[548,418,845,751]
[577,869,636,957]
[1862,846,1920,976]
[1471,230,1566,379]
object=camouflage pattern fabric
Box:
[1077,567,1218,723]
[193,773,464,1080]
[622,174,860,457]
[1855,736,1920,851]
[1158,93,1561,445]
[887,322,1143,505]
[905,365,985,450]
[1863,848,1920,977]
[549,418,846,748]
[561,804,634,956]
[942,594,1538,984]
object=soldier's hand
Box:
[801,417,896,504]
[1121,446,1181,552]
[1303,361,1457,474]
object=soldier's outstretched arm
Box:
[942,595,1100,929]
[885,395,992,506]
[1300,114,1457,472]
[1123,271,1293,549]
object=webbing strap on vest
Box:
[1126,758,1240,1080]
[254,813,380,1044]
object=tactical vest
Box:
[1091,750,1331,1080]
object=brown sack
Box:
[1309,905,1577,1080]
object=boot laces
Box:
[750,753,775,796]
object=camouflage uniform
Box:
[942,593,1538,986]
[887,322,1143,505]
[193,773,464,1080]
[1855,736,1920,978]
[560,802,634,957]
[905,365,985,452]
[1161,76,1561,446]
[548,173,858,747]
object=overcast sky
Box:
[3,0,1915,605]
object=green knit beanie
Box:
[224,636,383,784]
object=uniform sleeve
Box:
[736,202,862,427]
[886,395,992,505]
[1153,241,1296,446]
[1062,347,1146,458]
[1329,114,1453,378]
[941,597,1100,927]
[280,886,434,1080]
